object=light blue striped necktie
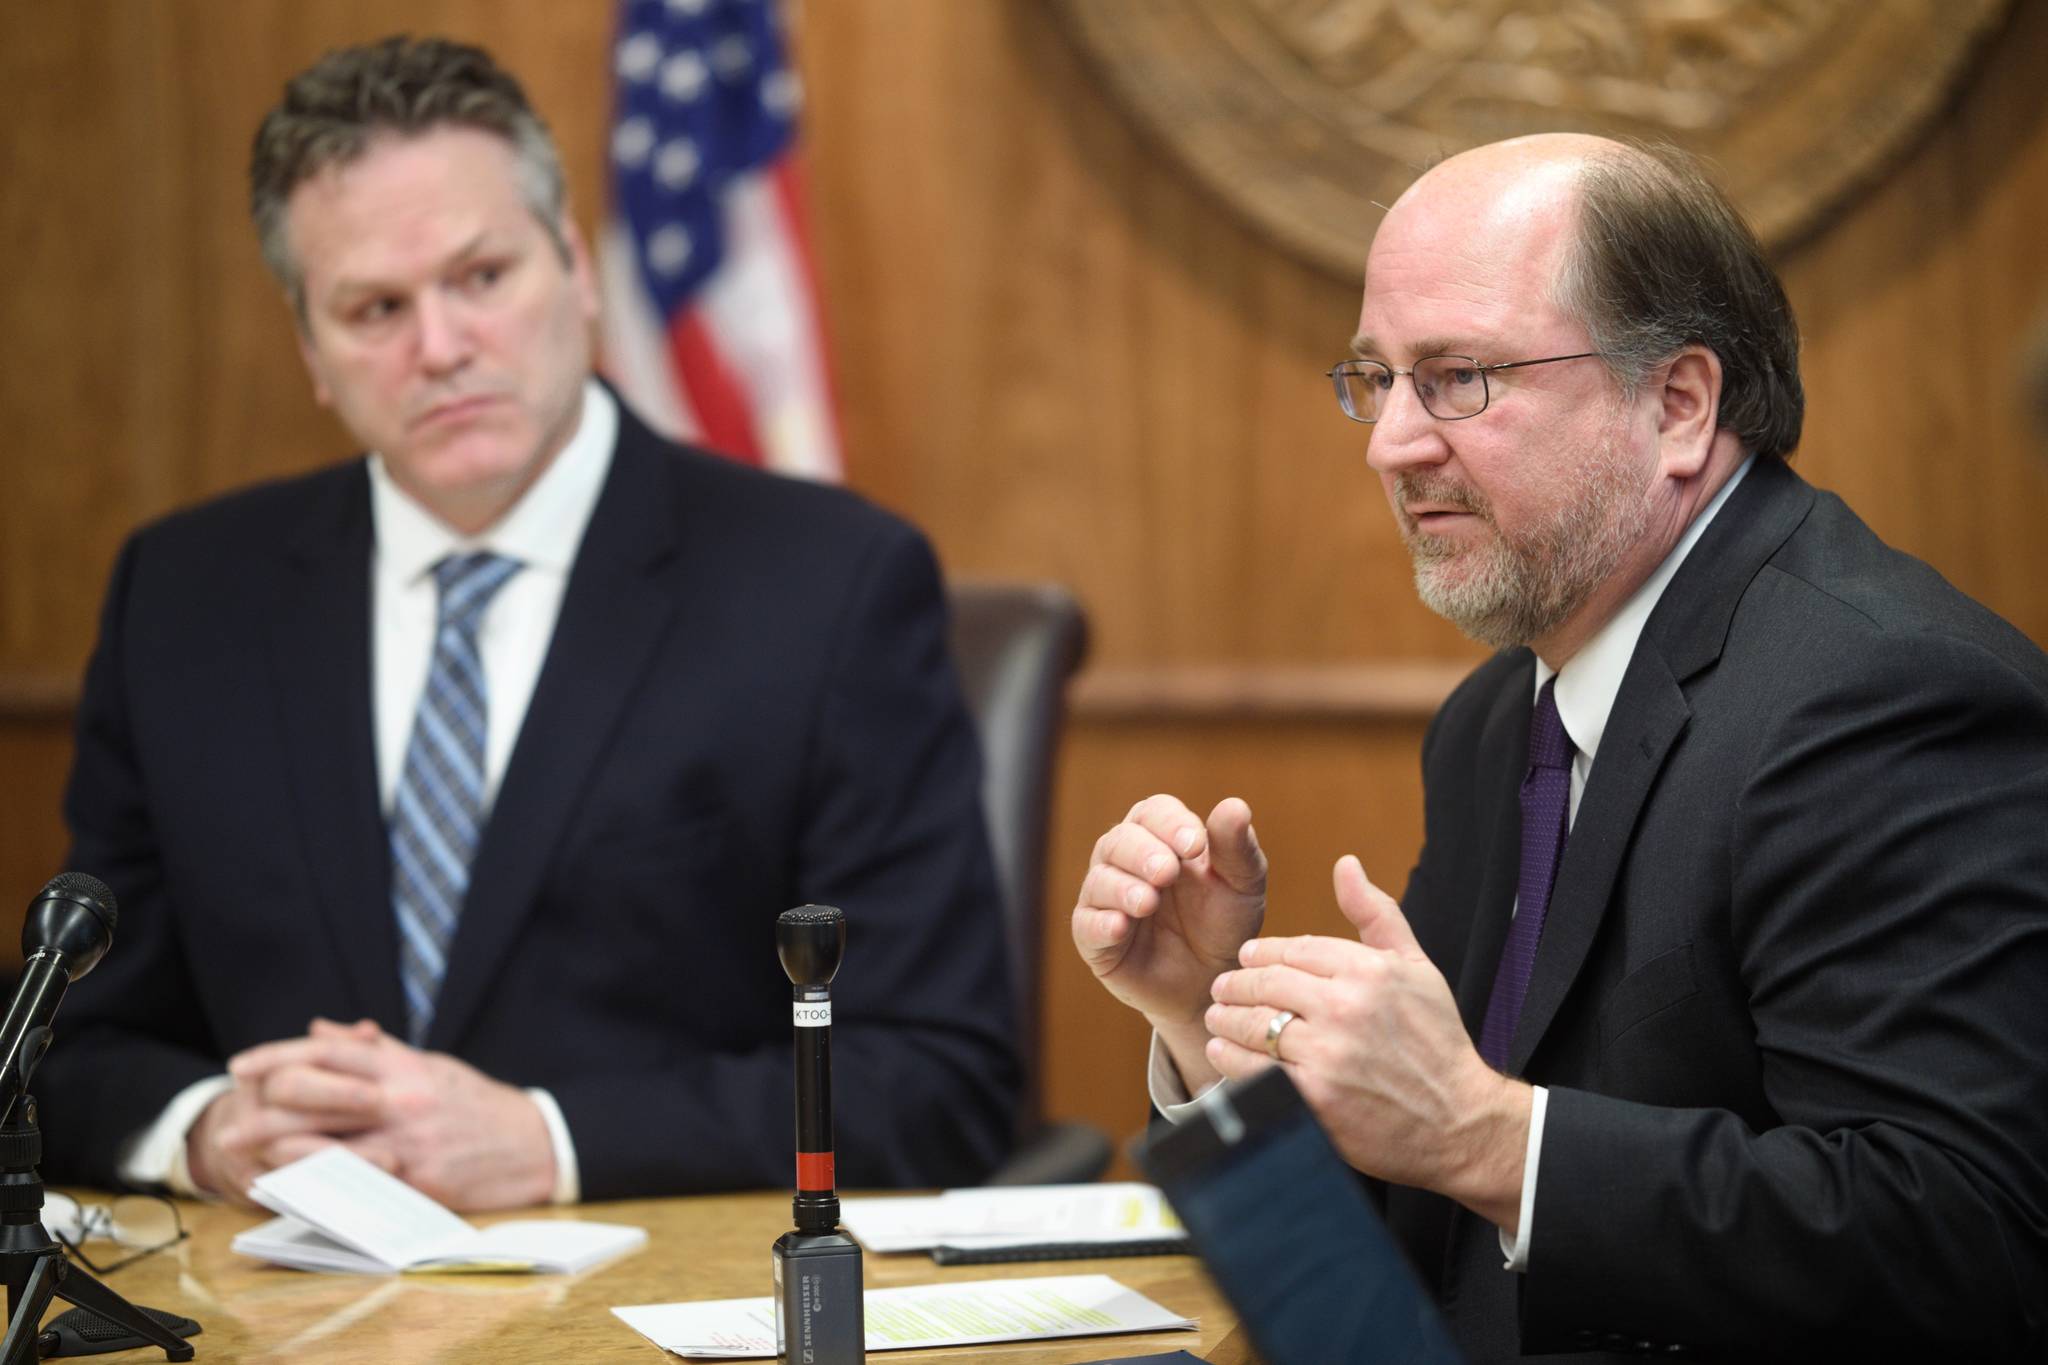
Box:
[390,550,523,1045]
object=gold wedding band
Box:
[1264,1009,1296,1060]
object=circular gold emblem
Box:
[1053,0,2015,275]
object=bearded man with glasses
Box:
[1073,135,2048,1360]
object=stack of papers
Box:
[230,1146,647,1275]
[838,1183,1188,1262]
[613,1273,1196,1358]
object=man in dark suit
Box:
[1073,135,2048,1357]
[36,35,1019,1211]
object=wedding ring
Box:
[1264,1009,1296,1060]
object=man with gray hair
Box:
[38,35,1021,1211]
[1074,135,2048,1357]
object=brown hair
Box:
[1554,142,1805,460]
[248,35,567,319]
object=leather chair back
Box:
[946,580,1089,1126]
[949,580,1111,1183]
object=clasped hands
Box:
[1074,795,1529,1231]
[187,1017,556,1212]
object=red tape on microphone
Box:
[796,1150,835,1192]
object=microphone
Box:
[0,874,117,1123]
[772,904,863,1364]
[778,905,844,1231]
[0,874,196,1362]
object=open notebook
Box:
[230,1146,646,1274]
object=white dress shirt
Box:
[1148,456,1754,1272]
[119,381,618,1205]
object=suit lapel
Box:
[425,415,688,1050]
[265,465,405,1031]
[1452,661,1538,1039]
[1506,459,1816,1073]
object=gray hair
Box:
[1552,142,1806,460]
[248,35,568,321]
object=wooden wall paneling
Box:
[1778,0,2048,644]
[0,720,73,973]
[2,6,159,674]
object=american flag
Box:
[598,0,843,480]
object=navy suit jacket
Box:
[38,400,1022,1198]
[1390,458,2048,1360]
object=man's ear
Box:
[1655,345,1722,480]
[296,320,334,409]
[560,216,600,324]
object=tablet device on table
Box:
[1133,1066,1465,1365]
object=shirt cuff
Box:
[1147,1030,1224,1123]
[1497,1084,1547,1272]
[115,1074,235,1198]
[526,1087,581,1205]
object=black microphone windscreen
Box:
[37,873,118,937]
[777,904,845,988]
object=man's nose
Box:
[414,293,474,374]
[1363,375,1450,475]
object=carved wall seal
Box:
[1053,0,2015,274]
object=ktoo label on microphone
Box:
[793,1001,832,1028]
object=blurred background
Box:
[3,0,2046,1174]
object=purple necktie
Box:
[1478,676,1573,1071]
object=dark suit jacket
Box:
[1390,458,2048,1360]
[37,400,1022,1199]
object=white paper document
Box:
[230,1146,646,1274]
[612,1273,1196,1358]
[838,1182,1186,1255]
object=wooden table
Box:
[39,1192,1255,1363]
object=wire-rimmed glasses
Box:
[43,1191,189,1274]
[1327,352,1609,423]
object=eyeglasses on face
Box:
[43,1191,189,1275]
[1326,352,1610,423]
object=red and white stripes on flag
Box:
[598,0,843,482]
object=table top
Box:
[38,1190,1255,1364]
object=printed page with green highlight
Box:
[611,1273,1197,1357]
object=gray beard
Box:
[1401,432,1650,651]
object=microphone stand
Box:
[0,1096,193,1363]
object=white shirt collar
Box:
[368,380,618,584]
[1536,455,1754,762]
